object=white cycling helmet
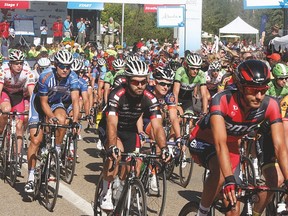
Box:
[186,53,202,68]
[126,55,139,62]
[37,57,51,68]
[54,50,74,65]
[112,59,126,70]
[9,49,24,62]
[124,60,148,77]
[71,59,84,72]
[209,61,221,71]
[153,66,175,81]
[97,58,106,66]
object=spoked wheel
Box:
[145,161,167,216]
[33,165,43,200]
[44,149,60,212]
[179,145,193,188]
[8,134,18,187]
[241,156,256,186]
[63,136,77,184]
[165,159,175,180]
[0,149,8,180]
[179,201,200,216]
[93,173,105,216]
[123,178,147,216]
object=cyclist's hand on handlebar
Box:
[72,122,81,134]
[161,146,171,162]
[106,145,120,160]
[49,116,59,124]
[223,175,237,206]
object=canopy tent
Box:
[219,16,259,43]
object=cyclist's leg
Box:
[0,92,11,134]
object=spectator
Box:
[84,18,92,43]
[27,44,40,59]
[52,16,63,44]
[40,19,48,46]
[77,17,86,46]
[103,17,120,50]
[63,15,72,39]
[264,24,280,54]
[0,18,10,54]
[8,21,15,48]
[267,53,281,71]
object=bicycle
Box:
[93,151,147,216]
[32,121,72,212]
[140,139,167,216]
[0,111,28,187]
[165,111,198,188]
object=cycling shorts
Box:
[258,132,276,167]
[179,97,202,114]
[1,91,25,120]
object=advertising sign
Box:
[157,6,185,28]
[0,1,30,9]
[244,0,288,9]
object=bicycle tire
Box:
[63,135,77,184]
[33,162,43,200]
[0,128,8,180]
[179,145,193,188]
[145,160,167,216]
[123,178,147,216]
[93,173,104,216]
[241,156,256,186]
[9,134,18,187]
[165,159,175,180]
[44,149,60,212]
[179,200,200,216]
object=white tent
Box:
[219,16,259,43]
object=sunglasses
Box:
[130,79,147,86]
[243,86,269,95]
[157,81,172,88]
[189,67,200,71]
[57,63,71,70]
[278,77,288,81]
[12,61,24,65]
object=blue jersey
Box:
[37,67,79,104]
[62,77,87,103]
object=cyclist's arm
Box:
[151,117,166,149]
[97,80,104,103]
[27,84,35,97]
[210,114,233,178]
[169,107,181,138]
[71,90,80,123]
[40,95,55,119]
[200,85,208,113]
[106,114,118,148]
[173,81,180,105]
[271,122,288,180]
[136,113,144,134]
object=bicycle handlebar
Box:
[34,121,73,137]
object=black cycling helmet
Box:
[234,60,270,86]
[153,66,175,81]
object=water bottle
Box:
[112,176,120,200]
[277,202,286,214]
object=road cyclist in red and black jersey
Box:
[187,60,288,216]
[97,59,171,211]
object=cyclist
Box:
[173,53,208,115]
[205,60,225,98]
[25,50,80,193]
[0,49,35,174]
[89,56,100,108]
[98,59,170,210]
[188,60,288,216]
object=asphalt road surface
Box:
[0,123,207,216]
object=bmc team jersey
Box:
[191,89,282,154]
[36,67,79,104]
[106,85,162,132]
[174,66,206,100]
[0,62,35,94]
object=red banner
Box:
[0,1,30,9]
[144,4,163,13]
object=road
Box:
[0,124,206,216]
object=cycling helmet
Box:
[97,58,106,66]
[37,57,51,68]
[124,60,148,77]
[71,59,84,72]
[209,61,221,71]
[153,66,175,81]
[54,50,74,65]
[9,49,24,62]
[169,61,182,71]
[49,54,55,63]
[186,53,202,68]
[126,55,139,62]
[234,60,270,86]
[112,59,126,70]
[272,63,288,79]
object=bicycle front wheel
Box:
[241,156,256,186]
[0,129,8,180]
[179,201,200,216]
[44,149,60,212]
[179,145,194,188]
[8,134,18,187]
[165,159,175,180]
[123,178,147,216]
[93,173,104,216]
[63,135,77,184]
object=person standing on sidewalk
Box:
[77,17,86,46]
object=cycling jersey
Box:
[266,79,288,99]
[174,66,206,100]
[205,70,225,91]
[104,69,124,87]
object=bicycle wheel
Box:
[123,178,147,216]
[44,149,60,212]
[179,145,194,188]
[146,160,167,216]
[33,161,43,200]
[165,159,175,180]
[0,129,8,180]
[8,134,18,187]
[241,156,256,186]
[179,201,200,216]
[93,173,104,216]
[63,135,77,184]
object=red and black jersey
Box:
[106,85,162,132]
[191,89,282,153]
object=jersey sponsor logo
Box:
[41,72,52,84]
[233,105,238,111]
[225,122,259,133]
[144,90,155,100]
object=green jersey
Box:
[104,69,124,87]
[174,66,206,100]
[266,79,288,100]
